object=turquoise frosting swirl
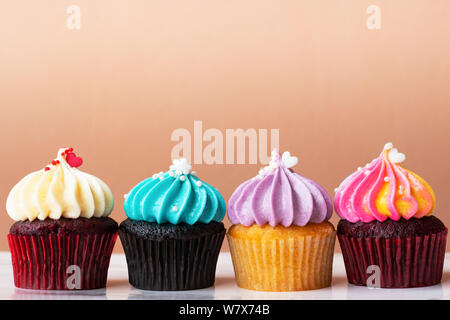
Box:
[124,167,226,225]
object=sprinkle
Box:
[357,167,362,171]
[334,188,338,192]
[168,172,175,177]
[196,181,202,187]
[44,167,50,171]
[271,149,278,158]
[51,160,57,166]
[281,151,298,169]
[159,176,164,181]
[63,147,73,156]
[123,194,128,199]
[172,206,178,211]
[384,177,391,182]
[152,173,159,179]
[384,142,393,150]
[179,175,186,182]
[65,152,83,168]
[388,148,406,164]
[170,158,192,175]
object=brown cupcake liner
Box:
[227,231,336,291]
[338,228,448,288]
[8,232,117,290]
[119,228,226,291]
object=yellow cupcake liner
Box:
[227,222,336,291]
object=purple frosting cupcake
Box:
[228,150,332,227]
[226,149,336,291]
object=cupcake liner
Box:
[7,232,117,290]
[227,230,336,291]
[119,228,226,290]
[338,228,448,288]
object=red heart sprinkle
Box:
[66,152,83,168]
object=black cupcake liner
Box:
[119,224,225,291]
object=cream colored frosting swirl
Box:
[6,148,114,221]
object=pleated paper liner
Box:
[227,228,336,291]
[119,228,226,291]
[338,228,448,288]
[7,232,117,290]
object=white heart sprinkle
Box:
[388,148,406,163]
[281,151,298,169]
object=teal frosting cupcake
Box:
[124,158,225,224]
[119,158,226,291]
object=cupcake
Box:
[119,158,226,290]
[6,148,118,290]
[334,143,447,288]
[227,149,336,291]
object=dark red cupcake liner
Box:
[7,232,117,290]
[338,228,447,288]
[119,228,225,291]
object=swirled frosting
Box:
[334,143,435,222]
[227,150,333,227]
[124,158,226,225]
[6,148,114,221]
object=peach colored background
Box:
[1,0,450,253]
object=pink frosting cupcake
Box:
[335,143,447,288]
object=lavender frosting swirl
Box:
[227,150,333,227]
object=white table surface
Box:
[1,251,450,300]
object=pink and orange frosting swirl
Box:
[334,143,435,222]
